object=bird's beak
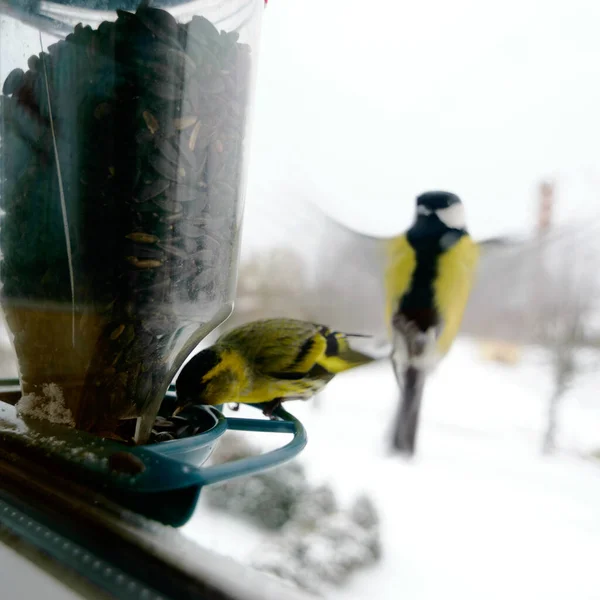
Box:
[345,333,372,339]
[172,404,190,417]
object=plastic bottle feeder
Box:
[0,0,306,526]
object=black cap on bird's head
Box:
[174,347,222,415]
[417,191,461,210]
[415,191,466,230]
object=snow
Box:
[1,542,83,600]
[15,383,74,427]
[181,337,600,600]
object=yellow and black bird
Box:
[385,191,479,454]
[174,318,374,417]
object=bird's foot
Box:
[411,334,427,356]
[392,314,419,337]
[262,399,282,420]
[392,315,424,356]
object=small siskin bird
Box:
[385,191,479,454]
[174,318,374,417]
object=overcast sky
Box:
[242,0,600,247]
[3,0,600,247]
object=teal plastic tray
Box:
[0,380,307,527]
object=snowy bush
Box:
[204,433,310,529]
[253,504,381,595]
[350,493,380,530]
[290,483,337,528]
[204,432,382,594]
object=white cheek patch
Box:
[436,203,466,229]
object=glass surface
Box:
[2,2,600,598]
[0,0,263,442]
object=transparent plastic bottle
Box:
[0,0,264,442]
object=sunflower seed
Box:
[110,324,126,340]
[126,244,165,260]
[125,232,159,244]
[149,152,185,181]
[133,178,170,202]
[155,137,179,164]
[147,78,181,101]
[191,268,218,289]
[178,222,203,238]
[191,249,219,265]
[142,110,159,134]
[189,120,203,151]
[158,243,189,259]
[126,256,163,269]
[152,197,183,213]
[136,6,181,49]
[2,68,25,96]
[173,115,198,130]
[188,15,221,45]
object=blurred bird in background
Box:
[174,318,374,417]
[385,191,479,456]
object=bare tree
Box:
[522,181,600,453]
[533,241,599,454]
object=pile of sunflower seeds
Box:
[149,405,216,443]
[0,5,251,436]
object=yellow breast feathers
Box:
[384,235,417,335]
[433,234,479,355]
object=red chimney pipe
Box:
[538,180,554,235]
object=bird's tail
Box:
[391,364,426,456]
[318,347,375,374]
[317,330,376,374]
[339,346,376,369]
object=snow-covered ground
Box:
[182,337,600,600]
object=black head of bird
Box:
[415,191,466,231]
[174,347,237,415]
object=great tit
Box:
[385,191,479,454]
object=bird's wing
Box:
[433,234,481,355]
[307,206,394,358]
[219,319,328,378]
[384,234,417,332]
[219,319,373,381]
